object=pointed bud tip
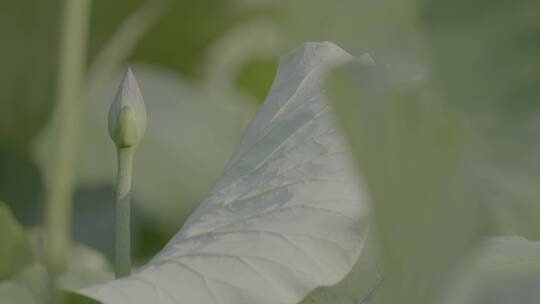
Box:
[109,67,147,148]
[126,66,134,79]
[119,67,140,95]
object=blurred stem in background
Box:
[45,0,91,273]
[86,0,169,91]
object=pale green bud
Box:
[108,67,147,148]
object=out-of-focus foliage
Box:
[0,202,33,280]
[0,148,44,225]
[329,62,486,304]
[0,206,110,303]
[274,0,422,58]
[28,229,114,289]
[89,0,268,78]
[2,0,540,303]
[440,237,540,304]
[234,58,278,101]
[423,0,540,118]
[0,0,60,147]
[422,0,540,240]
[0,261,106,304]
[324,0,540,303]
[0,263,51,304]
[56,243,112,291]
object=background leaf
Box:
[0,228,112,304]
[440,237,540,304]
[0,202,33,280]
[0,263,50,304]
[0,147,44,226]
[88,0,273,80]
[0,0,61,147]
[329,61,486,304]
[422,0,540,240]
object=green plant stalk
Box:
[115,148,134,278]
[45,0,91,273]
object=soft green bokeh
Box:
[0,0,61,147]
[0,226,111,304]
[0,202,33,280]
[2,0,540,303]
[329,62,487,304]
[422,0,540,240]
[0,148,44,226]
[440,237,540,304]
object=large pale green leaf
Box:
[329,62,485,304]
[80,42,369,304]
[0,202,32,279]
[440,237,540,304]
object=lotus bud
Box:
[108,67,146,148]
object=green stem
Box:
[115,148,134,278]
[45,0,91,273]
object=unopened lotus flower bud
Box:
[108,67,147,148]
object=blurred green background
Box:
[2,0,425,264]
[2,0,404,263]
[1,0,540,303]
